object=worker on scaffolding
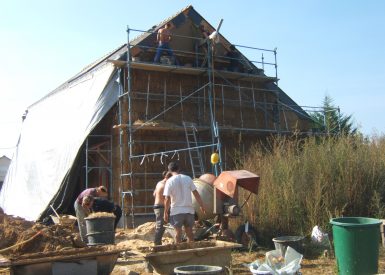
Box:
[153,23,179,65]
[163,161,206,243]
[198,24,211,67]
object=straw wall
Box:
[88,68,310,214]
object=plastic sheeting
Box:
[0,63,119,221]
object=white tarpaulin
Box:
[0,63,119,220]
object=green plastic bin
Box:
[330,217,382,275]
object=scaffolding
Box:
[113,25,314,227]
[84,134,113,195]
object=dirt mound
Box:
[115,222,174,250]
[0,213,86,257]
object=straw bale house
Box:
[0,6,311,222]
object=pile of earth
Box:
[0,211,85,257]
[0,211,167,258]
[115,222,175,251]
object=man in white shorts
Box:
[163,161,206,243]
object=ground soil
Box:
[231,248,385,274]
[1,214,385,274]
[112,222,385,274]
[0,213,88,258]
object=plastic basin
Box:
[174,265,223,274]
[272,235,304,255]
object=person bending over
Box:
[74,186,107,242]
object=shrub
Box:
[238,135,385,245]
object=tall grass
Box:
[238,135,385,244]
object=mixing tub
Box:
[0,247,122,275]
[140,240,240,275]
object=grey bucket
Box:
[174,265,223,274]
[272,236,305,256]
[85,216,115,245]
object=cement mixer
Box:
[191,170,260,243]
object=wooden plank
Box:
[115,123,210,132]
[144,240,241,258]
[107,59,126,67]
[1,248,124,267]
[217,70,277,82]
[108,59,277,82]
[0,256,11,268]
[107,59,205,75]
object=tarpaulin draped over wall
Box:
[0,63,119,221]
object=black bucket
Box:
[174,265,223,274]
[85,216,115,245]
[272,236,304,256]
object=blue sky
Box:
[1,1,385,158]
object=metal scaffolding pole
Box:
[117,26,136,229]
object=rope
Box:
[0,231,42,254]
[240,191,253,209]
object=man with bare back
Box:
[153,171,172,245]
[153,23,178,65]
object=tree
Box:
[310,95,358,136]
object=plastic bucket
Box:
[330,217,382,275]
[174,265,223,274]
[85,216,115,245]
[272,236,304,256]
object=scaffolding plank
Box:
[217,70,278,83]
[107,59,205,75]
[107,59,276,82]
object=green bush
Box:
[238,135,385,245]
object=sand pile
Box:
[0,212,85,257]
[115,222,174,250]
